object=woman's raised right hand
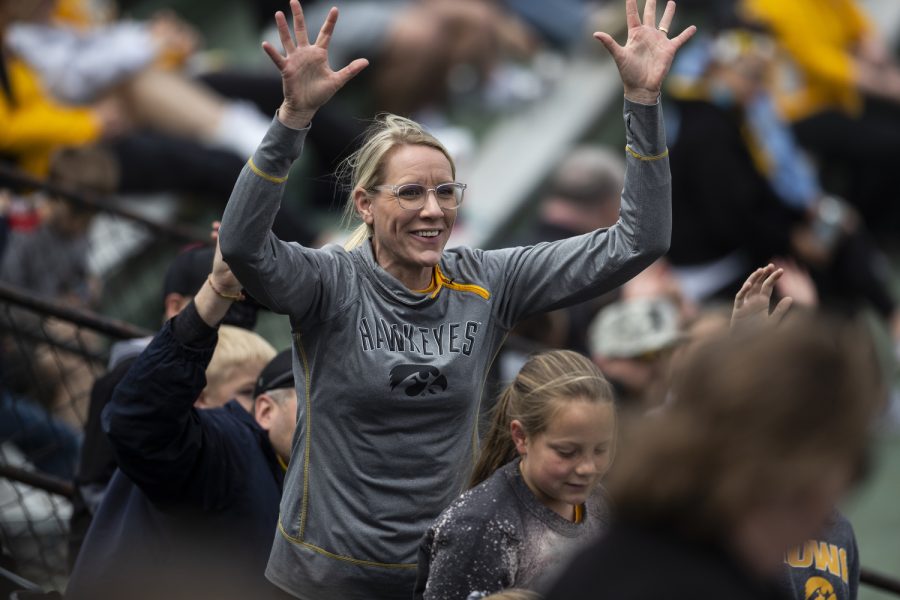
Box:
[263,1,369,129]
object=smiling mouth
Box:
[565,482,589,489]
[412,230,441,239]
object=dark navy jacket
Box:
[66,305,285,600]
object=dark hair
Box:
[469,350,615,488]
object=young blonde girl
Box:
[414,350,616,600]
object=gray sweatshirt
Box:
[218,99,670,600]
[414,459,610,600]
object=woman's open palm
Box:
[262,0,368,125]
[594,0,696,102]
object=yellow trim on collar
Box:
[574,503,585,524]
[625,145,669,161]
[430,265,490,300]
[413,270,438,295]
[247,157,289,183]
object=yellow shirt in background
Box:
[0,58,101,175]
[742,0,871,120]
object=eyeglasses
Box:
[370,182,467,210]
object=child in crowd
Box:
[415,350,615,599]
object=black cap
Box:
[163,244,213,300]
[163,244,260,330]
[253,349,294,398]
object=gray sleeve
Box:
[218,117,348,322]
[481,98,671,328]
[421,516,518,600]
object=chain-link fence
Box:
[0,280,152,592]
[0,160,207,595]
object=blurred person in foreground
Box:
[733,265,863,600]
[544,309,882,598]
[65,240,293,599]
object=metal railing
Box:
[0,162,208,247]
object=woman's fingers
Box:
[593,31,624,61]
[670,25,698,49]
[335,58,370,87]
[262,40,287,70]
[625,0,641,30]
[274,10,296,54]
[315,6,338,49]
[290,0,310,47]
[657,0,676,32]
[643,0,658,29]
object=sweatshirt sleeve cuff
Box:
[248,114,311,181]
[171,301,218,347]
[623,98,667,158]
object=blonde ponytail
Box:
[469,388,519,488]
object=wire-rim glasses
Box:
[370,182,467,210]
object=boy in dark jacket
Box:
[65,242,296,600]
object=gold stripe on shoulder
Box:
[625,145,669,162]
[248,157,289,184]
[433,265,491,300]
[442,281,491,300]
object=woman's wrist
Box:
[623,88,661,105]
[277,102,316,130]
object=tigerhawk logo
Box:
[389,364,448,397]
[805,576,836,600]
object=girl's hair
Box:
[469,350,615,489]
[338,114,455,250]
[610,313,883,542]
[205,325,276,391]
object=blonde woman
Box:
[218,1,695,597]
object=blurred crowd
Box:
[0,0,898,598]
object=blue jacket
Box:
[66,305,285,600]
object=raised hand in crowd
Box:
[772,258,818,308]
[195,220,245,327]
[593,0,696,104]
[731,263,793,330]
[262,0,369,128]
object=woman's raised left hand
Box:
[594,0,696,104]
